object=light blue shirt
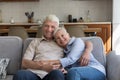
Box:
[59,37,106,75]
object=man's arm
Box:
[22,59,42,69]
[22,59,55,72]
[22,39,55,72]
[79,41,93,66]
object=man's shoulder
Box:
[32,38,43,41]
[30,38,43,44]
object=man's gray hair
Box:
[43,14,59,26]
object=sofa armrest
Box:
[106,51,120,80]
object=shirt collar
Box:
[41,36,54,42]
[67,37,76,46]
[64,37,75,54]
[41,36,46,40]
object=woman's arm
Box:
[79,41,93,66]
[59,38,85,67]
[47,40,93,68]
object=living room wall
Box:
[0,0,112,23]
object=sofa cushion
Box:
[23,38,34,55]
[0,36,23,75]
[5,75,13,80]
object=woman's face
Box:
[55,29,70,48]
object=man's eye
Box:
[44,25,48,27]
[52,26,55,29]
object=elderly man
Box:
[13,15,92,80]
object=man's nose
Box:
[47,27,53,32]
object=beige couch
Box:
[0,36,119,80]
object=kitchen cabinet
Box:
[64,22,111,54]
[0,0,39,2]
[0,22,111,54]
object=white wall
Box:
[113,0,120,55]
[0,0,112,23]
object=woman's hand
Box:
[79,52,90,66]
[78,41,93,66]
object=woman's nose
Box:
[60,37,64,41]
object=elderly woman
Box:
[53,27,106,80]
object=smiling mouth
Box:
[60,41,65,44]
[47,32,52,35]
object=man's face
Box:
[42,20,58,40]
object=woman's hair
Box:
[53,26,68,37]
[43,14,59,27]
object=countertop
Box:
[0,22,41,26]
[0,22,111,26]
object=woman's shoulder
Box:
[71,37,85,49]
[71,37,84,45]
[74,37,83,42]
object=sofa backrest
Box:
[23,37,106,67]
[0,36,23,75]
[81,37,106,67]
[23,38,34,54]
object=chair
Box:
[36,27,42,38]
[8,27,28,40]
[65,25,86,37]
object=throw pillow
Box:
[0,58,10,79]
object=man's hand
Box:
[52,64,61,70]
[22,59,61,72]
[40,60,60,72]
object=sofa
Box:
[0,36,120,80]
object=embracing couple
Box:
[13,15,105,80]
